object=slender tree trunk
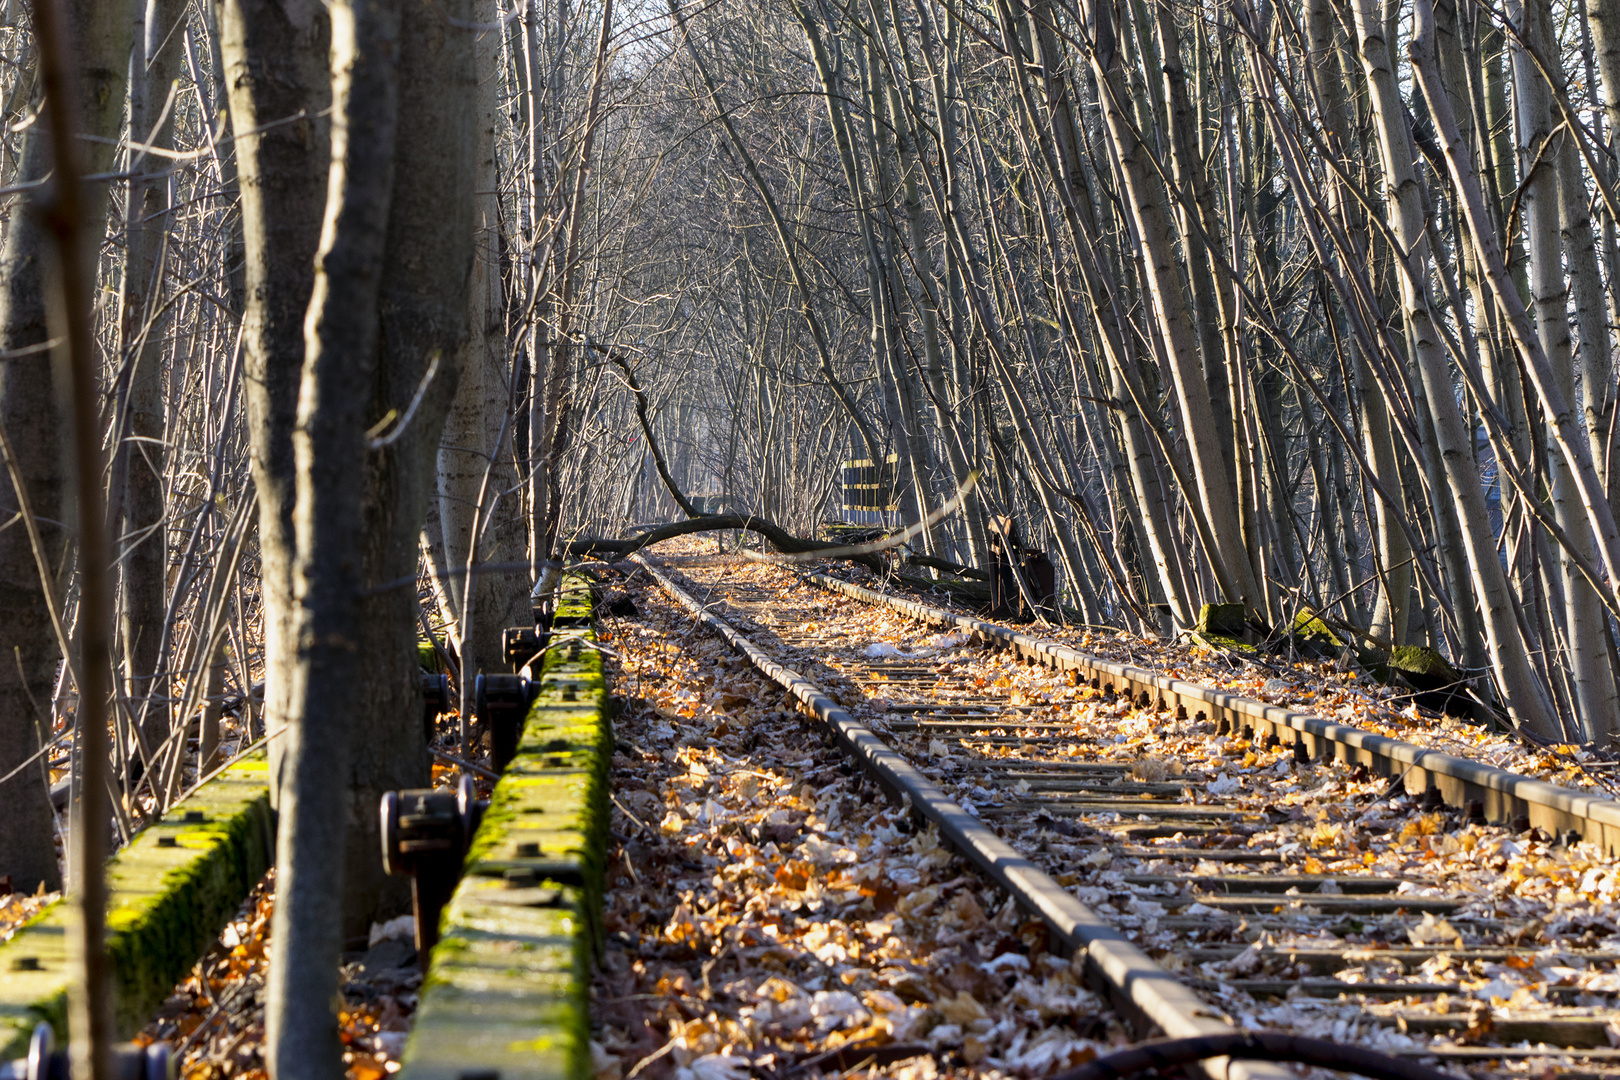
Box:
[0,0,128,896]
[219,0,331,808]
[437,0,526,673]
[1087,1,1259,611]
[26,0,130,1073]
[264,0,399,1070]
[118,0,187,772]
[1559,130,1620,737]
[1509,0,1615,740]
[0,129,68,895]
[1308,0,1403,646]
[1150,0,1253,599]
[341,0,477,936]
[1360,0,1556,735]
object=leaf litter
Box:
[816,561,1620,800]
[133,872,424,1080]
[593,558,1129,1080]
[653,542,1620,1076]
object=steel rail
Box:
[652,553,1620,1068]
[1048,1033,1457,1080]
[795,567,1620,851]
[632,554,1292,1080]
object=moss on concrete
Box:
[401,574,607,1080]
[1388,644,1461,686]
[401,877,587,1080]
[1290,609,1343,648]
[1197,602,1246,637]
[0,753,271,1058]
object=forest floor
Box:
[131,871,431,1080]
[590,557,1125,1080]
[806,555,1620,796]
[20,537,1620,1078]
[642,541,1620,1068]
[0,886,57,942]
[130,721,471,1079]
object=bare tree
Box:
[264,0,398,1071]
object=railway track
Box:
[629,550,1620,1079]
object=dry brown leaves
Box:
[0,883,60,941]
[136,872,422,1080]
[662,545,1620,1071]
[814,557,1619,798]
[593,559,1125,1080]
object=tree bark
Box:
[0,130,69,895]
[1516,0,1620,739]
[264,0,398,1070]
[1304,0,1412,645]
[1085,0,1260,612]
[436,0,526,683]
[0,0,128,896]
[1358,0,1557,736]
[342,0,476,937]
[218,0,332,809]
[117,0,187,773]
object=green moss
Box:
[1388,644,1460,684]
[401,574,605,1080]
[418,641,439,672]
[1197,602,1246,636]
[1290,609,1343,647]
[1188,629,1256,656]
[0,752,271,1058]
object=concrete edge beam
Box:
[0,753,273,1058]
[399,575,609,1080]
[804,573,1620,853]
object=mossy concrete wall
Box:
[400,575,609,1080]
[0,752,272,1058]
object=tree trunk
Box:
[0,0,128,896]
[436,0,527,680]
[219,0,332,809]
[0,130,69,895]
[1305,0,1411,643]
[1359,0,1557,736]
[264,0,398,1070]
[1087,1,1259,611]
[1555,96,1620,739]
[342,0,477,937]
[118,0,187,773]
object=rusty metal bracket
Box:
[503,626,542,673]
[474,673,536,773]
[0,1023,170,1080]
[421,672,449,743]
[379,776,485,967]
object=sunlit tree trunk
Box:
[1355,0,1557,736]
[344,0,477,935]
[1087,0,1258,611]
[219,0,331,808]
[1306,0,1411,644]
[436,0,528,675]
[265,0,398,1070]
